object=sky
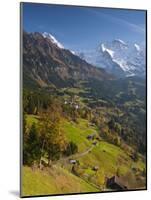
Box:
[22,3,146,52]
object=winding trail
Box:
[54,144,96,165]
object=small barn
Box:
[87,133,96,140]
[92,166,99,171]
[74,104,79,109]
[92,141,97,146]
[64,100,68,105]
[69,159,77,164]
[106,176,128,190]
[96,136,101,141]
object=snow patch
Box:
[134,43,140,51]
[101,44,114,58]
[114,39,127,46]
[70,50,76,55]
[112,59,127,71]
[42,32,64,49]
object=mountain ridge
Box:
[23,31,113,88]
[78,39,145,78]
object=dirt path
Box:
[73,145,94,159]
[54,144,95,165]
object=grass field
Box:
[22,166,99,196]
[62,119,97,152]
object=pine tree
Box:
[23,123,41,166]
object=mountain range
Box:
[78,39,145,78]
[23,31,113,88]
[23,31,146,90]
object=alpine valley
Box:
[22,31,146,196]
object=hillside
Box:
[22,166,98,196]
[22,115,146,196]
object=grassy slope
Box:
[22,166,98,196]
[62,118,146,188]
[23,115,146,195]
[63,119,97,152]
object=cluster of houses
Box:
[64,100,80,110]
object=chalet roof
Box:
[87,133,96,137]
[107,176,128,190]
[92,166,99,170]
[69,159,77,164]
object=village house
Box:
[96,136,101,141]
[92,141,97,146]
[64,100,68,105]
[74,104,79,109]
[92,166,99,171]
[69,159,77,164]
[86,133,96,140]
[64,100,80,109]
[106,176,128,190]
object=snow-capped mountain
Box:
[78,39,145,77]
[42,32,78,56]
[40,33,145,78]
[23,31,113,88]
[42,32,64,49]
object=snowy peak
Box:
[101,44,114,58]
[77,39,145,78]
[42,32,64,49]
[97,40,145,77]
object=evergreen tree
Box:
[23,123,41,166]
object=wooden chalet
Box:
[106,176,128,190]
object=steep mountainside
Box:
[23,31,113,88]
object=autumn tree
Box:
[39,99,67,167]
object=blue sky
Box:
[22,3,146,52]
